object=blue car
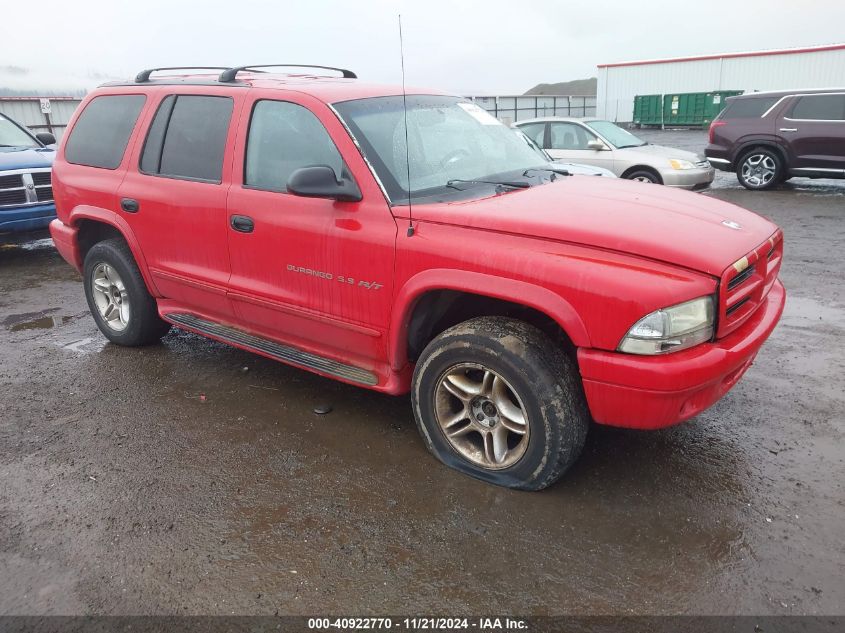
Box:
[0,112,57,238]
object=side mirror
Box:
[587,139,607,151]
[35,132,56,146]
[287,165,362,203]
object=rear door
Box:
[779,93,845,173]
[118,88,242,320]
[545,121,615,171]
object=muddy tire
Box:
[83,238,170,346]
[411,317,589,491]
[736,148,782,190]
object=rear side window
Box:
[140,95,234,183]
[720,97,779,119]
[244,100,344,192]
[789,94,845,121]
[65,95,146,169]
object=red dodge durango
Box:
[49,65,785,489]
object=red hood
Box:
[406,176,778,276]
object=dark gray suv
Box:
[705,89,845,190]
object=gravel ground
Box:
[1,130,843,616]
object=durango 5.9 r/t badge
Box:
[286,264,383,290]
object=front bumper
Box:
[661,166,715,190]
[0,202,56,236]
[578,279,785,430]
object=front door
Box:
[225,94,397,371]
[545,121,615,171]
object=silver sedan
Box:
[514,117,715,190]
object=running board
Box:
[166,313,378,386]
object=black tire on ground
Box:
[82,238,171,346]
[624,169,662,184]
[411,317,589,491]
[736,148,783,190]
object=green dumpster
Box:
[632,94,663,127]
[662,90,743,127]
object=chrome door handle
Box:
[780,128,798,132]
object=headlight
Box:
[669,159,696,170]
[618,296,714,355]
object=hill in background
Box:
[524,77,597,96]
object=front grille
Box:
[31,172,51,186]
[0,174,23,189]
[0,170,53,207]
[727,263,756,291]
[725,296,750,317]
[0,189,27,206]
[695,160,711,168]
[717,231,783,338]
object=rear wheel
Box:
[411,317,589,491]
[736,148,783,190]
[83,238,171,346]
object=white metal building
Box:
[597,43,845,123]
[0,97,82,141]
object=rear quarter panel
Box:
[52,88,159,291]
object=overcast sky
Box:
[2,0,844,94]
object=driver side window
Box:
[245,100,345,192]
[549,123,595,150]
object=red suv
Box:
[706,89,845,190]
[50,65,786,490]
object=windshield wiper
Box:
[446,178,530,191]
[524,166,571,177]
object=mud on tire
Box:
[411,317,589,491]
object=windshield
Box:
[0,115,39,149]
[585,120,646,149]
[333,95,548,203]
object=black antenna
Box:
[399,14,414,237]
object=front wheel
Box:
[411,317,589,491]
[625,169,661,184]
[736,149,782,190]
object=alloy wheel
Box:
[90,263,130,331]
[741,154,777,187]
[434,363,530,470]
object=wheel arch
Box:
[621,165,663,184]
[733,140,788,166]
[69,207,160,297]
[389,269,591,371]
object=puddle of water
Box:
[10,315,72,332]
[3,309,62,330]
